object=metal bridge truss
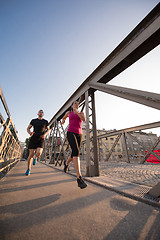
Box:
[95,121,160,163]
[42,4,160,177]
[0,87,22,176]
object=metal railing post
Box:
[85,90,91,176]
[90,90,99,176]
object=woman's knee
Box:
[72,149,79,157]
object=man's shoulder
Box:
[30,118,38,124]
[43,119,49,124]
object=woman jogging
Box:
[62,101,87,189]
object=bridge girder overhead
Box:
[47,3,160,177]
[49,3,160,127]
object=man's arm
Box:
[27,124,34,136]
[42,125,50,139]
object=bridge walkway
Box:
[0,161,160,240]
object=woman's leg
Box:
[74,134,82,178]
[64,155,73,172]
[67,132,87,188]
[67,132,82,178]
[66,155,73,165]
[73,156,81,178]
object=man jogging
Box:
[25,110,50,175]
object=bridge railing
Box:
[0,87,22,178]
[82,121,160,163]
[42,3,160,177]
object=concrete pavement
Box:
[70,160,160,187]
[49,160,160,206]
[0,161,160,240]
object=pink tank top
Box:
[67,111,82,134]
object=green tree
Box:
[23,137,30,159]
[25,138,30,148]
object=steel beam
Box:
[0,87,11,117]
[97,121,160,139]
[85,90,91,176]
[90,90,99,176]
[121,132,130,163]
[106,133,122,162]
[89,82,160,110]
[49,3,160,127]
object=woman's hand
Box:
[73,108,79,114]
[73,109,86,121]
[62,111,70,124]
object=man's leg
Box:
[33,138,44,165]
[35,148,43,158]
[25,149,35,175]
[28,149,35,168]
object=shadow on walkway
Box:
[103,197,160,240]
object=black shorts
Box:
[28,134,44,149]
[67,131,82,158]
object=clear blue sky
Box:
[0,0,160,142]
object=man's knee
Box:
[36,152,41,157]
[36,149,43,157]
[28,150,35,160]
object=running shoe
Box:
[25,169,31,176]
[33,158,37,165]
[64,160,69,173]
[77,176,87,189]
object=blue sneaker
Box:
[33,158,37,165]
[25,169,31,176]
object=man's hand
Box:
[41,134,46,139]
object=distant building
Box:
[81,125,123,161]
[81,123,160,163]
[126,131,159,153]
[20,142,25,151]
[125,131,160,163]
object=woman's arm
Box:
[73,109,86,122]
[62,111,70,124]
[77,112,86,122]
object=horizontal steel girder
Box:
[97,121,160,139]
[49,3,160,127]
[89,82,160,110]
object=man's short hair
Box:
[39,110,44,113]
